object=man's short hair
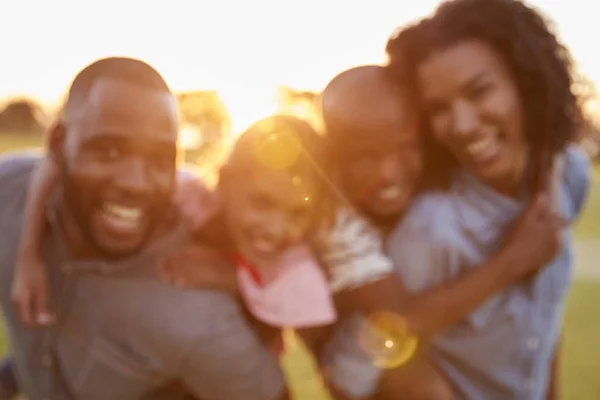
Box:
[65,57,171,117]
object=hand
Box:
[11,255,54,327]
[158,245,237,293]
[173,173,219,231]
[502,193,567,280]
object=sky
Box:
[1,0,598,132]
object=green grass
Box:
[562,281,600,399]
[0,133,598,399]
[573,168,600,239]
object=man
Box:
[0,57,290,400]
[320,65,567,399]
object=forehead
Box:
[244,168,318,203]
[419,39,510,91]
[340,97,420,151]
[73,78,178,144]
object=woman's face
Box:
[417,38,528,195]
[221,166,318,269]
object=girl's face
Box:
[417,39,528,196]
[221,166,319,268]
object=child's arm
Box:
[11,156,58,327]
[159,243,238,294]
[325,199,563,339]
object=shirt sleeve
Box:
[562,144,592,221]
[179,295,286,400]
[317,208,395,293]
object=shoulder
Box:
[0,152,40,226]
[0,151,39,185]
[317,207,396,292]
[391,192,460,245]
[385,193,461,291]
[560,144,592,220]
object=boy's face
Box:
[336,99,423,223]
[221,167,319,269]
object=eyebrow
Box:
[460,72,489,91]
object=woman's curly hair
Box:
[385,0,588,189]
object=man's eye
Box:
[95,144,121,160]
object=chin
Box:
[94,236,146,260]
[363,204,406,228]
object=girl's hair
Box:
[386,0,587,190]
[221,114,326,182]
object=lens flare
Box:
[359,311,419,369]
[251,121,302,170]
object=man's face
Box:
[54,79,179,259]
[337,101,423,222]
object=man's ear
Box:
[46,120,66,165]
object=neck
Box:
[486,152,529,199]
[54,194,96,260]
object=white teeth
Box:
[466,137,500,162]
[251,237,277,254]
[379,186,402,201]
[104,203,142,221]
[102,203,143,232]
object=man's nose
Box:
[378,153,401,186]
[452,101,478,138]
[114,157,151,195]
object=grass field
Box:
[0,133,598,399]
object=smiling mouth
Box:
[377,185,403,202]
[100,202,144,235]
[465,134,502,165]
[249,235,278,255]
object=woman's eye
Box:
[469,83,491,101]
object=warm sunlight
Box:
[1,0,599,127]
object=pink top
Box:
[173,167,337,328]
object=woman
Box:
[383,0,591,398]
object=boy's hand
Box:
[158,245,237,293]
[11,256,55,327]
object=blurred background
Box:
[0,0,598,398]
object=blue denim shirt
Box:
[385,145,590,399]
[0,154,286,400]
[325,145,590,399]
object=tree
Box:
[176,90,231,167]
[276,86,323,132]
[0,98,47,135]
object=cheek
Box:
[224,195,262,231]
[430,118,453,148]
[504,97,526,146]
[406,151,424,181]
[152,171,176,198]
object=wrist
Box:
[17,244,42,265]
[492,244,527,284]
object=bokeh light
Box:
[359,311,419,369]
